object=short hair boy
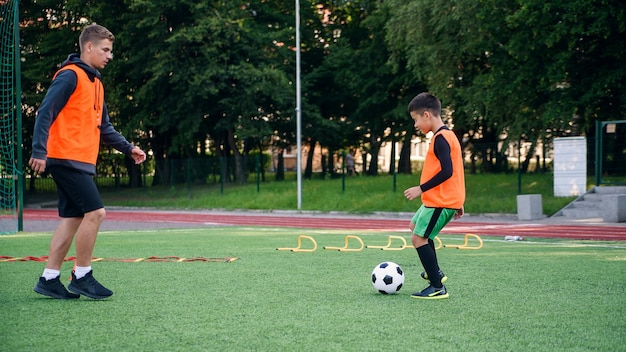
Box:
[404,92,465,299]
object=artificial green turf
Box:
[1,228,625,351]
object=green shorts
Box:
[411,205,457,239]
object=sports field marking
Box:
[0,255,238,263]
[470,236,626,249]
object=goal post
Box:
[0,0,23,234]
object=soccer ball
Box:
[371,261,404,294]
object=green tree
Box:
[385,0,626,173]
[308,0,423,176]
[99,0,294,184]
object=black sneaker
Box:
[420,269,448,284]
[34,277,80,299]
[411,285,449,300]
[68,270,113,299]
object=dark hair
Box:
[407,93,441,116]
[79,23,115,50]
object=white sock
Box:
[42,268,60,281]
[74,266,92,279]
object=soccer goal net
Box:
[0,0,21,234]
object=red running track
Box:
[23,209,626,241]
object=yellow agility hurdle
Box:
[444,233,483,250]
[432,237,443,250]
[403,236,443,250]
[366,235,443,250]
[366,235,408,251]
[324,235,364,252]
[276,235,318,252]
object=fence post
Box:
[169,158,174,186]
[220,156,225,195]
[391,131,396,192]
[256,154,260,193]
[342,151,346,193]
[595,120,601,186]
[142,162,147,189]
[187,158,191,197]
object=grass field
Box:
[96,173,577,216]
[1,227,625,351]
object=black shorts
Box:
[48,165,104,218]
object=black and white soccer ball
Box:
[371,261,404,294]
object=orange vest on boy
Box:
[420,129,465,209]
[46,65,103,166]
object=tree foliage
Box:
[385,0,625,172]
[19,0,626,184]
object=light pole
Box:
[295,0,302,209]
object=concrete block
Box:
[517,194,543,220]
[602,195,626,223]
